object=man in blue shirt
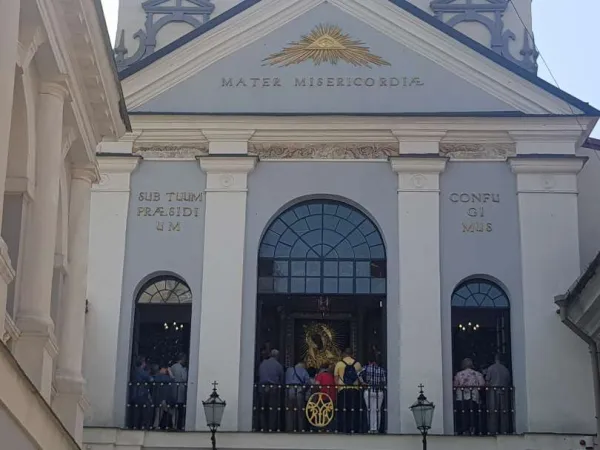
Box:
[257,349,284,432]
[284,361,311,432]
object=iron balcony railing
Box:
[453,386,515,436]
[252,384,388,434]
[127,381,187,431]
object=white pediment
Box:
[122,0,590,116]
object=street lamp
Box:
[410,384,435,450]
[202,381,226,450]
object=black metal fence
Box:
[453,386,515,436]
[252,384,387,434]
[126,382,187,431]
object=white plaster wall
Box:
[83,169,135,427]
[0,407,37,450]
[577,146,600,269]
[116,0,532,68]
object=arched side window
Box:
[137,276,192,304]
[258,200,386,295]
[451,279,509,309]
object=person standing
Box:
[258,349,284,432]
[360,354,387,434]
[485,354,512,434]
[453,358,485,435]
[170,353,188,430]
[334,348,362,434]
[284,361,311,432]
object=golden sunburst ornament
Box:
[263,24,391,68]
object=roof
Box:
[118,0,600,116]
[583,137,600,150]
[556,250,600,307]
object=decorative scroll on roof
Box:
[430,0,538,72]
[115,0,215,70]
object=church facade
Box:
[84,1,600,449]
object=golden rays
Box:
[263,24,391,68]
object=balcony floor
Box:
[84,428,596,450]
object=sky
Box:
[99,0,599,136]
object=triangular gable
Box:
[121,0,600,116]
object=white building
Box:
[84,1,600,450]
[0,0,128,449]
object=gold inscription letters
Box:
[221,76,424,89]
[449,192,499,234]
[136,191,203,232]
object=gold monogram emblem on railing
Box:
[305,392,335,427]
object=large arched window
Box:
[258,200,386,295]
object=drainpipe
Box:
[556,299,600,447]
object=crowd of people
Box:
[256,348,387,434]
[453,354,513,435]
[129,353,188,430]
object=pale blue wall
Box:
[134,3,517,115]
[439,161,525,433]
[114,160,207,428]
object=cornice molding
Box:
[440,143,516,160]
[199,155,258,174]
[97,156,141,174]
[389,156,448,173]
[134,145,209,159]
[251,143,399,160]
[509,156,586,175]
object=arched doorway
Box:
[451,278,513,434]
[254,199,387,431]
[128,275,192,430]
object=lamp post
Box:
[410,384,435,450]
[202,381,226,450]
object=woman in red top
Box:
[315,363,337,402]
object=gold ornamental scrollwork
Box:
[305,392,335,428]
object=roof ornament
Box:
[115,0,215,70]
[430,0,538,72]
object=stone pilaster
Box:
[510,154,595,433]
[0,0,20,339]
[196,155,257,431]
[53,165,96,445]
[84,151,139,428]
[14,82,69,401]
[390,154,447,434]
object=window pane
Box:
[306,215,321,230]
[294,204,310,218]
[371,244,385,258]
[335,240,354,258]
[262,230,280,246]
[324,204,337,215]
[323,215,340,231]
[354,243,370,258]
[291,278,305,293]
[259,244,275,258]
[274,278,288,293]
[291,219,310,235]
[356,261,370,277]
[324,261,337,276]
[258,277,273,292]
[270,219,287,235]
[371,278,386,294]
[274,243,291,257]
[306,278,320,293]
[339,278,353,294]
[280,229,298,246]
[258,259,274,277]
[323,278,338,294]
[339,261,353,277]
[366,232,382,246]
[347,211,365,225]
[370,261,386,278]
[281,210,297,225]
[291,261,305,276]
[308,203,322,214]
[335,219,354,236]
[290,240,310,258]
[273,260,288,276]
[356,278,370,293]
[307,261,321,276]
[359,220,376,236]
